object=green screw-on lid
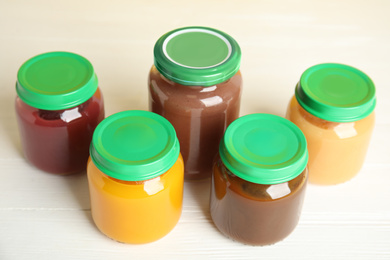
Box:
[296,63,376,122]
[16,51,98,110]
[90,110,180,181]
[219,114,308,185]
[153,26,241,86]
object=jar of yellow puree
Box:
[286,63,376,185]
[87,110,184,243]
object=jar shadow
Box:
[184,179,225,238]
[63,171,95,226]
[184,179,215,225]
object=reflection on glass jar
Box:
[149,26,242,180]
[286,63,376,185]
[87,110,184,244]
[210,114,308,246]
[15,52,105,174]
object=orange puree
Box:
[87,155,184,244]
[286,63,376,185]
[87,110,184,243]
[286,97,374,185]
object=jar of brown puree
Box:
[210,114,308,246]
[148,26,242,180]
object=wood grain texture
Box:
[0,0,389,259]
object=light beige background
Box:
[1,1,389,259]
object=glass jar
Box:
[286,63,376,185]
[15,51,105,175]
[149,26,242,180]
[87,110,184,244]
[210,114,308,246]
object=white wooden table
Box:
[1,1,389,259]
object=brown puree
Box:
[210,158,308,246]
[149,66,242,180]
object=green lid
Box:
[16,51,98,110]
[219,114,308,185]
[153,26,241,86]
[296,63,376,122]
[90,110,180,181]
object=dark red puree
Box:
[15,88,104,174]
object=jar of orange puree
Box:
[286,63,376,185]
[87,110,184,243]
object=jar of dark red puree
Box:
[15,52,105,175]
[210,114,308,246]
[149,26,242,180]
